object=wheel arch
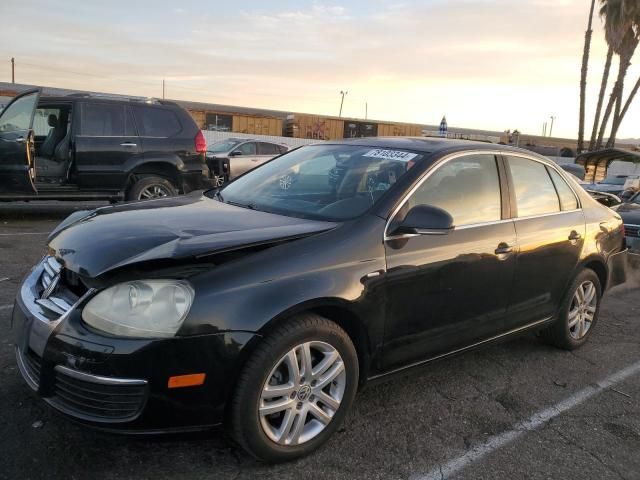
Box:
[126,161,181,188]
[579,255,608,291]
[225,298,372,416]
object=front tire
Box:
[229,314,359,463]
[540,268,602,350]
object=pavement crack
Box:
[552,426,629,480]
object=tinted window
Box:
[125,107,137,136]
[508,156,560,217]
[259,142,279,155]
[0,93,38,133]
[236,142,257,155]
[83,104,126,136]
[133,107,181,137]
[548,168,578,211]
[278,145,289,154]
[406,154,502,226]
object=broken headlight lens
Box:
[82,280,195,338]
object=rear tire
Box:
[229,313,358,463]
[126,175,177,201]
[540,269,602,350]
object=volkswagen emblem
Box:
[297,384,312,401]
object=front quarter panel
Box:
[182,215,388,369]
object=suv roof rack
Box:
[65,92,178,106]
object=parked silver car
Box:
[206,138,289,186]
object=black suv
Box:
[0,89,211,202]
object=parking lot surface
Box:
[1,202,639,480]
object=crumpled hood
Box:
[48,193,336,278]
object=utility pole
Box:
[11,57,15,84]
[549,116,556,137]
[339,90,348,117]
[542,122,547,137]
[162,79,165,99]
[365,102,368,120]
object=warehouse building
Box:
[2,81,635,156]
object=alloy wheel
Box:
[568,280,598,340]
[138,184,172,200]
[259,341,346,446]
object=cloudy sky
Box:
[1,0,637,139]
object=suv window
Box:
[406,154,502,226]
[236,142,257,155]
[548,168,578,211]
[133,106,181,137]
[0,93,38,133]
[82,103,127,136]
[508,156,560,217]
[258,142,279,155]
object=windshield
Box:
[208,139,243,153]
[215,144,424,221]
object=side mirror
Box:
[390,205,454,236]
[230,150,242,156]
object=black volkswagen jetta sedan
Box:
[13,138,627,462]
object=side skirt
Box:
[367,316,553,382]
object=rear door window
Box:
[258,142,279,155]
[507,156,560,217]
[548,168,579,211]
[82,103,126,136]
[133,106,181,137]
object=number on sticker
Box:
[363,149,418,162]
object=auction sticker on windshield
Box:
[363,149,419,162]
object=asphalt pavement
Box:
[1,201,639,480]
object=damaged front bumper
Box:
[13,259,256,433]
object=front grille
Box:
[625,224,640,238]
[50,366,147,423]
[36,256,86,319]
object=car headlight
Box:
[82,280,195,338]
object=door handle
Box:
[568,231,582,241]
[15,136,26,144]
[120,142,137,147]
[495,242,514,255]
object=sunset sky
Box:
[1,0,637,139]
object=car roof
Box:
[321,136,547,158]
[38,95,180,108]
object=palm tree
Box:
[588,46,613,150]
[578,0,597,154]
[595,0,637,149]
[606,0,640,146]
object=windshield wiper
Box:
[226,200,257,210]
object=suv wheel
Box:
[127,175,178,201]
[229,313,358,462]
[540,268,602,350]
